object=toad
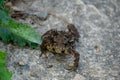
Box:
[40,24,80,71]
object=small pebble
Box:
[73,74,85,80]
[18,61,25,66]
[30,73,40,78]
[30,73,35,77]
[46,65,53,68]
[20,64,30,70]
[30,20,35,25]
[94,45,100,52]
[36,11,48,21]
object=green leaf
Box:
[0,9,10,23]
[8,20,42,44]
[0,8,42,49]
[0,0,4,9]
[0,51,12,80]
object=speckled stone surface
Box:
[0,0,120,80]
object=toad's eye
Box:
[52,48,55,51]
[61,50,65,53]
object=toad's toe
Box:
[66,64,77,71]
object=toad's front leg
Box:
[40,42,48,58]
[67,49,80,71]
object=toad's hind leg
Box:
[68,49,80,71]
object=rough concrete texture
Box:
[0,0,120,80]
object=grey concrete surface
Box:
[0,0,120,80]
